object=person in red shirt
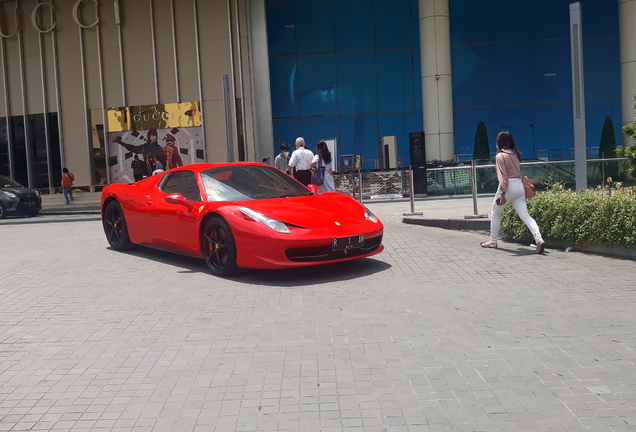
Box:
[62,167,75,204]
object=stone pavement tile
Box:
[3,218,636,431]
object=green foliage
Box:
[427,159,459,166]
[599,116,616,158]
[472,121,490,160]
[617,145,636,178]
[619,94,636,178]
[500,180,636,245]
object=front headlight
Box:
[238,207,290,234]
[1,190,17,198]
[35,190,40,196]
[363,206,378,223]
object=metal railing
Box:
[424,157,628,196]
[333,157,630,199]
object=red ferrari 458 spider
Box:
[101,162,383,275]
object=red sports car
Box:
[101,163,384,275]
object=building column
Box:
[247,0,274,163]
[418,0,455,162]
[619,0,636,139]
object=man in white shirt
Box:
[286,137,314,186]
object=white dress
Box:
[312,155,335,193]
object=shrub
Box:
[617,145,636,179]
[619,93,636,178]
[500,182,636,245]
[599,116,617,158]
[472,121,490,161]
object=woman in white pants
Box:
[480,131,545,254]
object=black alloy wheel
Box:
[202,216,238,276]
[103,200,131,251]
[0,202,6,219]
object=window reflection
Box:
[0,113,60,188]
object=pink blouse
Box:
[495,150,521,193]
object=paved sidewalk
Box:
[40,191,103,214]
[2,206,636,432]
[39,191,494,222]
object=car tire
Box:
[102,200,132,251]
[202,216,238,276]
[0,202,6,219]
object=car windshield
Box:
[0,176,23,188]
[200,165,312,201]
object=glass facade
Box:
[451,0,622,161]
[0,114,61,189]
[266,0,622,163]
[266,0,422,168]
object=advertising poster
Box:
[106,102,205,183]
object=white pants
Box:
[490,178,543,244]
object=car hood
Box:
[235,194,366,229]
[1,187,39,197]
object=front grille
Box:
[16,198,41,211]
[285,236,382,262]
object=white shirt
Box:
[312,155,335,193]
[288,147,314,171]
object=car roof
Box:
[169,162,268,174]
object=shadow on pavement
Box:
[108,245,391,286]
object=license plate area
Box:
[332,234,364,251]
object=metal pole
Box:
[51,0,64,175]
[222,74,235,162]
[117,16,126,106]
[192,0,206,162]
[570,2,587,191]
[78,23,94,192]
[403,165,423,216]
[464,159,487,219]
[601,152,605,183]
[96,8,110,185]
[234,0,247,161]
[36,0,53,193]
[149,0,159,103]
[358,169,362,203]
[471,159,478,214]
[17,1,34,188]
[1,33,14,179]
[170,0,179,102]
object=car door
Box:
[147,170,203,255]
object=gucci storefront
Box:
[0,0,265,191]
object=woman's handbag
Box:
[311,157,325,186]
[523,176,536,199]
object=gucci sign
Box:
[1,0,121,37]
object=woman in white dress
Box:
[310,140,335,193]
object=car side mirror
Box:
[164,193,194,210]
[306,184,318,194]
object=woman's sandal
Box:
[535,240,546,254]
[480,241,498,249]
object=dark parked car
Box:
[0,175,42,219]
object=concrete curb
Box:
[402,219,636,261]
[502,236,636,261]
[402,217,490,231]
[40,209,101,215]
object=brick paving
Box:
[1,206,636,431]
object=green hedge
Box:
[500,185,636,245]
